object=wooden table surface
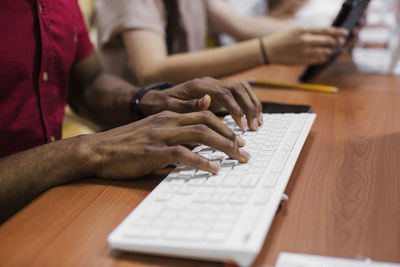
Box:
[1,58,400,267]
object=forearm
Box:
[132,39,264,85]
[0,136,95,222]
[68,52,142,129]
[220,16,293,41]
[70,72,140,129]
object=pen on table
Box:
[249,78,339,93]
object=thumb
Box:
[168,94,211,113]
[197,94,211,110]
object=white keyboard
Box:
[108,113,316,267]
[276,252,400,267]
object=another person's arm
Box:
[98,0,347,85]
[123,26,347,85]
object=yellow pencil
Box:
[249,79,339,93]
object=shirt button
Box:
[50,136,56,142]
[43,72,48,81]
[39,5,42,12]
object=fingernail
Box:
[209,161,220,174]
[239,149,250,161]
[342,29,349,36]
[240,116,247,129]
[200,96,206,106]
[201,95,210,108]
[258,113,263,125]
[252,118,259,130]
[236,136,246,147]
[339,37,346,45]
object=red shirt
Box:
[0,0,93,157]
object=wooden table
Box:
[1,58,400,267]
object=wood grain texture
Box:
[1,57,399,267]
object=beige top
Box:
[96,0,209,83]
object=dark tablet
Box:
[214,102,312,117]
[261,102,312,113]
[299,0,371,82]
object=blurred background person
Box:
[96,0,348,85]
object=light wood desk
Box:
[1,58,400,267]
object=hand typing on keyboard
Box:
[93,110,252,179]
[109,112,316,267]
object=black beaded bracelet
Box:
[129,82,173,120]
[258,37,269,65]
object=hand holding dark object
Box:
[263,27,349,65]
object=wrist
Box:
[258,37,270,65]
[71,135,99,179]
[129,82,173,119]
[261,38,279,65]
[137,90,162,116]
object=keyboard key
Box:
[170,219,188,229]
[168,171,179,179]
[154,192,174,202]
[222,176,241,186]
[269,151,290,173]
[187,177,207,186]
[130,217,152,228]
[240,174,261,187]
[233,163,250,171]
[215,187,234,196]
[210,151,227,161]
[206,231,228,242]
[250,166,265,173]
[137,204,164,218]
[125,227,163,239]
[254,189,272,205]
[167,179,185,186]
[198,150,213,158]
[195,170,211,177]
[179,169,196,178]
[223,205,243,214]
[158,183,179,193]
[177,185,197,195]
[246,148,260,154]
[221,159,239,166]
[290,120,306,133]
[159,209,178,220]
[262,173,280,187]
[198,211,219,222]
[166,202,185,212]
[281,133,299,152]
[213,221,233,231]
[152,218,171,229]
[259,150,274,156]
[229,194,250,204]
[192,192,212,203]
[164,229,188,240]
[219,212,239,223]
[205,173,226,186]
[191,221,210,231]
